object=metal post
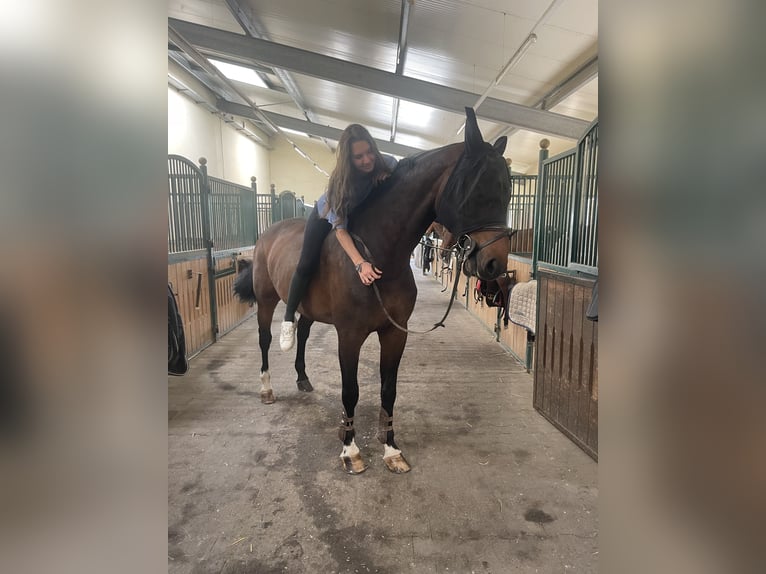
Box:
[198,157,219,341]
[531,139,550,279]
[526,332,535,373]
[251,176,258,242]
[270,183,278,223]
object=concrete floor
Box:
[169,264,598,574]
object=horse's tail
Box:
[233,259,256,304]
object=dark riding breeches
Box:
[284,207,332,321]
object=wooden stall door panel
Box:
[574,280,597,457]
[533,271,598,460]
[557,281,575,430]
[542,275,557,415]
[544,277,558,419]
[168,259,214,358]
[568,283,586,440]
[533,273,549,410]
[550,278,566,424]
[584,318,598,452]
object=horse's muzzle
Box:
[459,228,515,280]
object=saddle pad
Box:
[508,280,537,334]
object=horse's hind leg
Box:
[257,300,277,404]
[377,326,411,473]
[294,315,314,392]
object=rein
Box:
[350,227,513,335]
[350,232,469,335]
[416,237,454,255]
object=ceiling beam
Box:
[223,0,335,152]
[218,99,424,157]
[168,18,590,140]
[490,54,598,142]
[168,57,274,146]
[540,55,598,111]
[390,0,414,142]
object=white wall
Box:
[167,88,270,189]
[168,86,340,201]
[268,136,335,205]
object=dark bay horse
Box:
[234,108,512,474]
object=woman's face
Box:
[350,140,376,174]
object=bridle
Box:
[350,226,516,335]
[455,226,516,261]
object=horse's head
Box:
[436,107,513,280]
[459,227,515,280]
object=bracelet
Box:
[355,261,366,273]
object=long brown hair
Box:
[325,124,390,223]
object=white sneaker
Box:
[279,320,296,351]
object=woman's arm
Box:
[335,228,382,285]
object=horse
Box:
[233,107,512,474]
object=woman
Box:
[280,124,398,351]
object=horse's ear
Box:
[464,107,484,155]
[493,136,507,155]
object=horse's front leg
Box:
[377,326,411,473]
[337,330,367,474]
[294,315,314,392]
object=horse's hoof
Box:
[340,440,367,474]
[383,452,411,474]
[383,453,411,473]
[296,378,313,392]
[260,390,276,404]
[341,453,368,474]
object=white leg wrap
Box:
[340,439,360,460]
[383,444,402,460]
[260,370,272,392]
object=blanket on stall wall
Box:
[508,280,537,334]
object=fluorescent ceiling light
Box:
[281,127,310,138]
[209,59,268,88]
[292,144,309,160]
[396,100,435,127]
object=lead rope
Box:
[349,232,466,335]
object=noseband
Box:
[456,227,516,260]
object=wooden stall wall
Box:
[530,121,599,460]
[214,255,255,338]
[168,155,267,361]
[168,256,214,357]
[463,257,535,368]
[168,254,255,359]
[429,249,533,368]
[534,270,598,460]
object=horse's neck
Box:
[351,144,462,273]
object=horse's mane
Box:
[351,144,459,217]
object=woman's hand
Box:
[335,229,382,285]
[356,261,382,285]
[372,172,390,185]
